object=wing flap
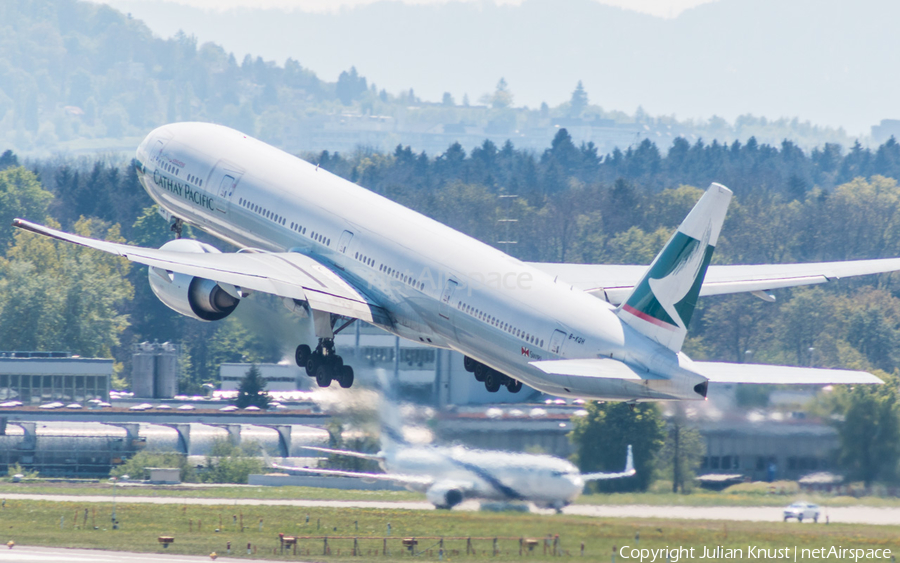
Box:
[530,358,664,380]
[13,218,388,324]
[694,362,883,385]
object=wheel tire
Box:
[328,354,344,370]
[315,364,332,387]
[507,379,523,393]
[339,365,354,389]
[306,354,320,377]
[474,363,487,382]
[813,515,818,523]
[295,344,311,368]
[484,370,501,393]
[463,356,477,373]
[798,515,803,523]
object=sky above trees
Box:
[99,0,899,136]
[93,0,718,18]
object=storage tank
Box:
[154,342,178,399]
[131,342,156,397]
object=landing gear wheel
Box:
[170,217,183,239]
[327,354,344,370]
[507,379,523,393]
[463,356,477,373]
[474,363,488,382]
[306,354,321,377]
[295,344,311,368]
[315,364,332,387]
[484,370,501,393]
[338,365,354,389]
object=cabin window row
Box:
[379,263,425,291]
[186,173,203,187]
[239,197,287,227]
[160,161,180,177]
[354,252,375,268]
[457,301,544,348]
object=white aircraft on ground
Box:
[269,404,634,510]
[14,123,897,401]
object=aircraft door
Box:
[206,160,244,214]
[549,329,567,357]
[439,279,458,319]
[338,230,354,254]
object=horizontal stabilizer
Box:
[582,445,636,481]
[530,358,664,380]
[694,362,883,385]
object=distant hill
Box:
[0,0,879,156]
[104,0,900,136]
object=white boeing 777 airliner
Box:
[14,123,900,401]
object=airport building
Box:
[131,342,178,399]
[0,352,112,404]
[220,362,309,392]
[333,322,543,405]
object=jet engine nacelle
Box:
[148,239,240,321]
[425,483,465,509]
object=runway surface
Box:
[2,492,900,525]
[0,545,254,563]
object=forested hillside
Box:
[0,0,858,155]
[1,129,900,392]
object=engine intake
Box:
[425,484,464,509]
[148,239,241,322]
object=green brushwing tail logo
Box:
[622,224,713,331]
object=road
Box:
[0,545,254,563]
[2,493,900,525]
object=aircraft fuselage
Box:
[135,122,705,400]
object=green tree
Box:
[236,365,271,409]
[111,451,197,482]
[657,408,706,493]
[0,218,132,357]
[201,438,265,484]
[489,78,513,109]
[568,80,588,117]
[569,402,664,492]
[0,166,53,248]
[831,372,900,488]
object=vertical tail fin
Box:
[616,183,732,352]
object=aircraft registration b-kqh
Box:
[14,123,898,400]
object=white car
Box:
[219,405,239,412]
[129,403,153,411]
[783,501,820,522]
[39,402,64,409]
[176,404,196,411]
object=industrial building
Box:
[0,352,112,404]
[220,362,308,391]
[131,342,178,399]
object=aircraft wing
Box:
[299,445,384,461]
[528,259,900,305]
[268,461,433,487]
[13,218,389,324]
[582,445,636,481]
[692,362,883,385]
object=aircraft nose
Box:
[567,475,585,498]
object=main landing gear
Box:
[170,217,183,239]
[464,356,522,393]
[296,339,354,389]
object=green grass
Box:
[5,480,900,510]
[0,499,897,561]
[0,481,426,502]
